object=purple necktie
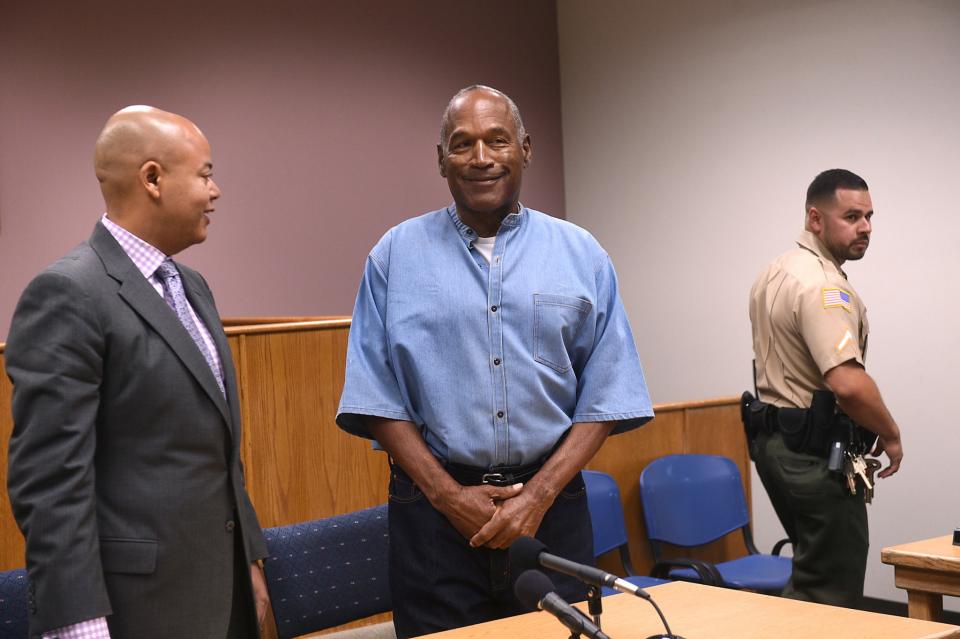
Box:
[155,259,226,397]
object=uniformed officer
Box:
[748,168,903,607]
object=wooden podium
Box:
[417,581,960,639]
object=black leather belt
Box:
[445,461,543,487]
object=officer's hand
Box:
[468,488,551,550]
[436,483,523,541]
[872,435,902,478]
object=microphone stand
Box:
[586,585,603,628]
[572,583,680,639]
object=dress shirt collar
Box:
[100,214,168,280]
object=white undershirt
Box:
[473,235,496,263]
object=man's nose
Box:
[210,178,222,200]
[470,141,493,166]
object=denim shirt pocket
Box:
[533,294,592,374]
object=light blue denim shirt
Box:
[336,206,653,467]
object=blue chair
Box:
[263,504,391,639]
[638,454,791,592]
[582,470,666,596]
[0,568,28,639]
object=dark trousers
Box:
[388,466,593,639]
[752,431,868,607]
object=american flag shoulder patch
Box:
[822,287,852,312]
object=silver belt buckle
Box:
[481,472,505,484]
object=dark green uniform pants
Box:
[752,431,868,607]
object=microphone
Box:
[509,535,651,599]
[510,537,684,639]
[514,569,611,639]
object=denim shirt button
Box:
[494,358,501,365]
[497,411,504,419]
[490,305,498,312]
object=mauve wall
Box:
[0,0,565,340]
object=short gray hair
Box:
[439,85,526,153]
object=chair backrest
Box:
[639,454,750,548]
[582,470,630,557]
[263,504,391,639]
[0,568,28,639]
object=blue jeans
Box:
[388,465,593,638]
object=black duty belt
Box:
[445,461,543,487]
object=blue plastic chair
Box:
[638,454,791,592]
[0,568,28,639]
[582,470,666,596]
[263,504,391,639]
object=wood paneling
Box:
[228,323,389,528]
[222,317,347,327]
[0,343,22,571]
[0,321,750,637]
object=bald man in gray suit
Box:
[6,107,269,638]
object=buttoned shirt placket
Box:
[457,211,522,468]
[485,216,520,467]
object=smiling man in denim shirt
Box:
[337,85,653,638]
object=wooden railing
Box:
[0,318,747,636]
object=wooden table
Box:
[417,581,960,639]
[883,535,960,621]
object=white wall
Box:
[558,0,960,608]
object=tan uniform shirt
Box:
[749,230,869,409]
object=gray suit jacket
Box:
[6,223,268,638]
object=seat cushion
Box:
[668,554,791,591]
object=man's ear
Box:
[437,144,446,178]
[521,134,532,168]
[140,160,162,200]
[806,206,823,233]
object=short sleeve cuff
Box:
[572,410,654,436]
[336,407,414,439]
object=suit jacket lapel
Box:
[89,224,232,426]
[181,272,241,436]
